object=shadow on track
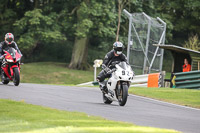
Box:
[0,83,15,87]
[84,102,120,107]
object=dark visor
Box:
[6,38,13,43]
[115,47,123,51]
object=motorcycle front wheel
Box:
[118,84,128,106]
[13,67,20,86]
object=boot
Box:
[99,81,108,93]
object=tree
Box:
[184,34,200,51]
[2,0,200,68]
[0,0,17,37]
[14,9,66,56]
[154,0,200,44]
[0,0,34,37]
[68,0,92,69]
[68,0,117,69]
[116,0,128,41]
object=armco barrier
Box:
[81,72,165,87]
[131,74,148,87]
[131,72,164,87]
[131,74,148,84]
[173,70,200,89]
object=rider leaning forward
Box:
[97,41,128,93]
[0,33,22,69]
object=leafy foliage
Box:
[0,0,200,67]
[14,9,66,56]
[184,34,200,51]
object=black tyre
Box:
[118,84,128,106]
[13,67,20,86]
[103,93,112,104]
[1,69,9,84]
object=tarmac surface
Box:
[0,83,200,133]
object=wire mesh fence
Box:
[124,10,166,75]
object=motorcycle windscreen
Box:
[118,62,133,71]
[5,47,16,59]
[118,62,128,69]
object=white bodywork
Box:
[105,62,134,101]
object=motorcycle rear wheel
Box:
[13,67,20,86]
[103,93,112,104]
[118,84,128,106]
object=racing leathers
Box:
[0,41,22,66]
[97,49,128,82]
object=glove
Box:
[104,67,111,73]
[102,64,106,69]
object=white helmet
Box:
[5,33,14,45]
[113,41,123,55]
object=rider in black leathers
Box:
[0,33,22,71]
[97,41,128,92]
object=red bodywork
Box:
[1,49,21,81]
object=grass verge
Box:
[0,99,179,133]
[129,87,200,109]
[21,62,98,85]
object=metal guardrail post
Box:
[123,9,132,63]
[142,12,151,74]
[157,17,166,72]
[149,19,166,72]
[123,9,131,18]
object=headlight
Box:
[6,59,13,62]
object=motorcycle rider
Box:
[97,41,128,93]
[0,33,22,69]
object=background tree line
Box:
[0,0,200,70]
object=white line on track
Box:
[130,94,200,111]
[80,86,200,111]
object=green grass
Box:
[21,62,98,85]
[129,87,200,108]
[165,72,171,79]
[20,62,172,85]
[0,99,179,133]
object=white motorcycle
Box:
[99,61,134,106]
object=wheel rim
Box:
[118,89,123,102]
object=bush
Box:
[184,34,200,51]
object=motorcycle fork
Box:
[117,82,121,96]
[10,67,14,77]
[11,65,20,76]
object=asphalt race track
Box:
[0,83,200,133]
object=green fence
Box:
[173,70,200,89]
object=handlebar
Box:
[108,61,120,68]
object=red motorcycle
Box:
[1,47,22,86]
